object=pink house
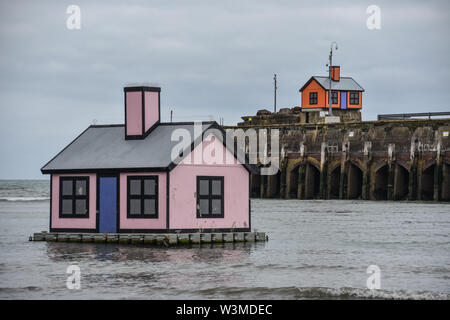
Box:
[41,86,254,233]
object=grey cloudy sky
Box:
[0,0,449,179]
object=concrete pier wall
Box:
[224,119,450,201]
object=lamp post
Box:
[328,42,338,116]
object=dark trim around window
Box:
[59,176,89,218]
[331,91,338,104]
[349,92,359,105]
[309,92,318,105]
[127,176,159,219]
[196,176,224,218]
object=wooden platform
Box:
[30,231,268,247]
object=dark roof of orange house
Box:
[299,76,364,92]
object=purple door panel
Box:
[341,92,347,109]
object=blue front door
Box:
[99,177,117,233]
[341,92,347,109]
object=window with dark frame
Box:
[332,91,338,104]
[350,92,359,105]
[309,92,318,105]
[127,176,158,218]
[59,177,89,218]
[196,176,224,218]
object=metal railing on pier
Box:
[377,112,450,120]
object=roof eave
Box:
[41,166,170,175]
[300,76,365,92]
[299,76,327,92]
[167,121,258,174]
[40,126,93,174]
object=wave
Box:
[295,287,450,300]
[0,197,50,202]
[0,286,43,293]
[190,286,450,300]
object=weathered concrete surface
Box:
[226,118,450,201]
[239,107,362,126]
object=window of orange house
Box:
[331,92,338,104]
[349,92,359,105]
[309,92,318,105]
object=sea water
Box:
[0,180,449,299]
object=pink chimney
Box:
[124,86,161,139]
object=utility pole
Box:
[328,42,338,116]
[273,74,277,113]
[170,110,173,123]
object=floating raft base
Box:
[30,232,268,247]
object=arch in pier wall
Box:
[328,160,341,172]
[347,158,364,172]
[374,163,389,200]
[421,163,436,201]
[393,163,410,200]
[286,159,305,199]
[286,159,321,199]
[374,160,388,173]
[250,173,261,198]
[306,156,321,171]
[267,170,281,198]
[397,160,410,172]
[423,160,437,172]
[304,162,321,199]
[442,162,450,201]
[288,163,301,198]
[347,162,363,199]
[328,161,341,199]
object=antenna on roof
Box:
[328,42,338,116]
[273,74,277,113]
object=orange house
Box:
[299,66,364,110]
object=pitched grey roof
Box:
[41,122,216,173]
[300,76,364,92]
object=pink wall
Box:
[50,135,248,231]
[119,172,167,230]
[51,174,97,229]
[126,91,142,136]
[144,91,159,131]
[169,134,249,230]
